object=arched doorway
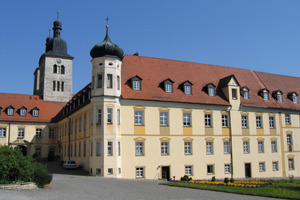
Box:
[15,145,27,156]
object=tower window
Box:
[107,74,113,88]
[53,81,56,91]
[97,74,102,88]
[57,81,60,91]
[61,82,64,92]
[53,65,57,73]
[117,76,120,90]
[61,65,65,74]
[232,89,237,100]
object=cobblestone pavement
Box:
[0,162,284,200]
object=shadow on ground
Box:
[43,161,89,176]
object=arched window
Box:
[61,65,65,74]
[53,65,57,73]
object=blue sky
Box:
[1,0,300,95]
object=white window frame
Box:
[243,141,250,154]
[206,142,214,155]
[184,85,191,95]
[243,90,249,99]
[32,109,39,117]
[208,87,215,96]
[36,128,42,138]
[160,112,168,126]
[97,109,101,124]
[18,128,25,138]
[293,95,298,104]
[107,141,113,156]
[107,108,113,124]
[161,142,169,155]
[185,166,193,176]
[225,164,231,174]
[133,80,140,90]
[224,141,230,154]
[96,141,101,156]
[256,116,263,128]
[165,83,172,93]
[285,114,291,125]
[222,115,229,127]
[205,114,212,127]
[207,165,214,174]
[107,74,113,89]
[136,167,144,178]
[272,161,278,171]
[20,109,26,116]
[7,108,13,116]
[136,142,144,156]
[259,162,265,172]
[269,116,275,128]
[271,141,277,153]
[263,92,269,100]
[258,141,264,153]
[183,113,191,126]
[287,134,293,145]
[184,142,192,155]
[288,158,294,170]
[135,111,144,125]
[241,116,248,128]
[0,128,6,137]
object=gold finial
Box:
[49,28,51,37]
[57,10,60,20]
[106,17,109,29]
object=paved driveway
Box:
[0,162,283,200]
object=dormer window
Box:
[288,92,298,104]
[204,83,216,96]
[241,87,250,99]
[131,76,142,91]
[31,107,39,117]
[6,106,14,116]
[181,81,192,95]
[259,89,269,100]
[163,79,174,93]
[19,107,27,117]
[273,90,283,102]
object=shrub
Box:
[224,177,229,184]
[211,176,216,182]
[180,175,192,181]
[32,163,52,188]
[230,178,235,183]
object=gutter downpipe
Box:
[8,122,11,146]
[228,106,234,180]
[67,116,71,161]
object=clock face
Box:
[56,58,62,64]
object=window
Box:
[57,81,60,91]
[97,74,102,88]
[118,142,121,156]
[207,165,214,174]
[258,141,264,153]
[53,81,56,91]
[108,168,113,175]
[61,65,65,74]
[135,111,144,125]
[36,128,42,138]
[243,90,249,99]
[118,168,121,174]
[107,74,113,88]
[7,108,14,116]
[97,109,101,124]
[133,80,141,90]
[184,142,192,155]
[79,143,81,156]
[288,159,294,170]
[96,168,101,175]
[243,141,250,153]
[185,166,193,176]
[293,95,298,104]
[74,144,77,157]
[224,141,230,154]
[259,162,265,172]
[107,108,113,124]
[136,167,144,178]
[240,116,248,128]
[136,142,144,156]
[79,118,82,131]
[263,91,269,100]
[206,142,214,154]
[96,141,101,156]
[117,109,120,125]
[269,117,275,128]
[183,113,191,126]
[20,108,26,116]
[285,114,291,125]
[61,81,64,91]
[208,86,215,96]
[107,142,113,156]
[287,134,293,145]
[205,114,212,127]
[272,161,278,171]
[184,85,191,95]
[117,76,120,90]
[53,65,57,73]
[32,109,39,117]
[232,89,237,100]
[271,141,277,153]
[277,93,283,102]
[160,112,168,126]
[0,128,6,137]
[18,128,25,138]
[225,164,231,174]
[84,143,86,157]
[256,116,263,128]
[165,83,172,93]
[161,142,169,155]
[222,115,229,127]
[35,147,41,157]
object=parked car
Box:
[63,160,77,169]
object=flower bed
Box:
[171,179,273,188]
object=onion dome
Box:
[90,25,124,60]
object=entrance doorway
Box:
[15,145,27,156]
[162,166,170,180]
[245,163,251,178]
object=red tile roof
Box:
[0,93,66,123]
[121,55,300,110]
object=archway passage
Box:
[15,145,27,156]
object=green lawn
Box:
[160,179,300,199]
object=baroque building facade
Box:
[0,17,299,180]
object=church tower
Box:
[33,12,73,102]
[90,24,124,177]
